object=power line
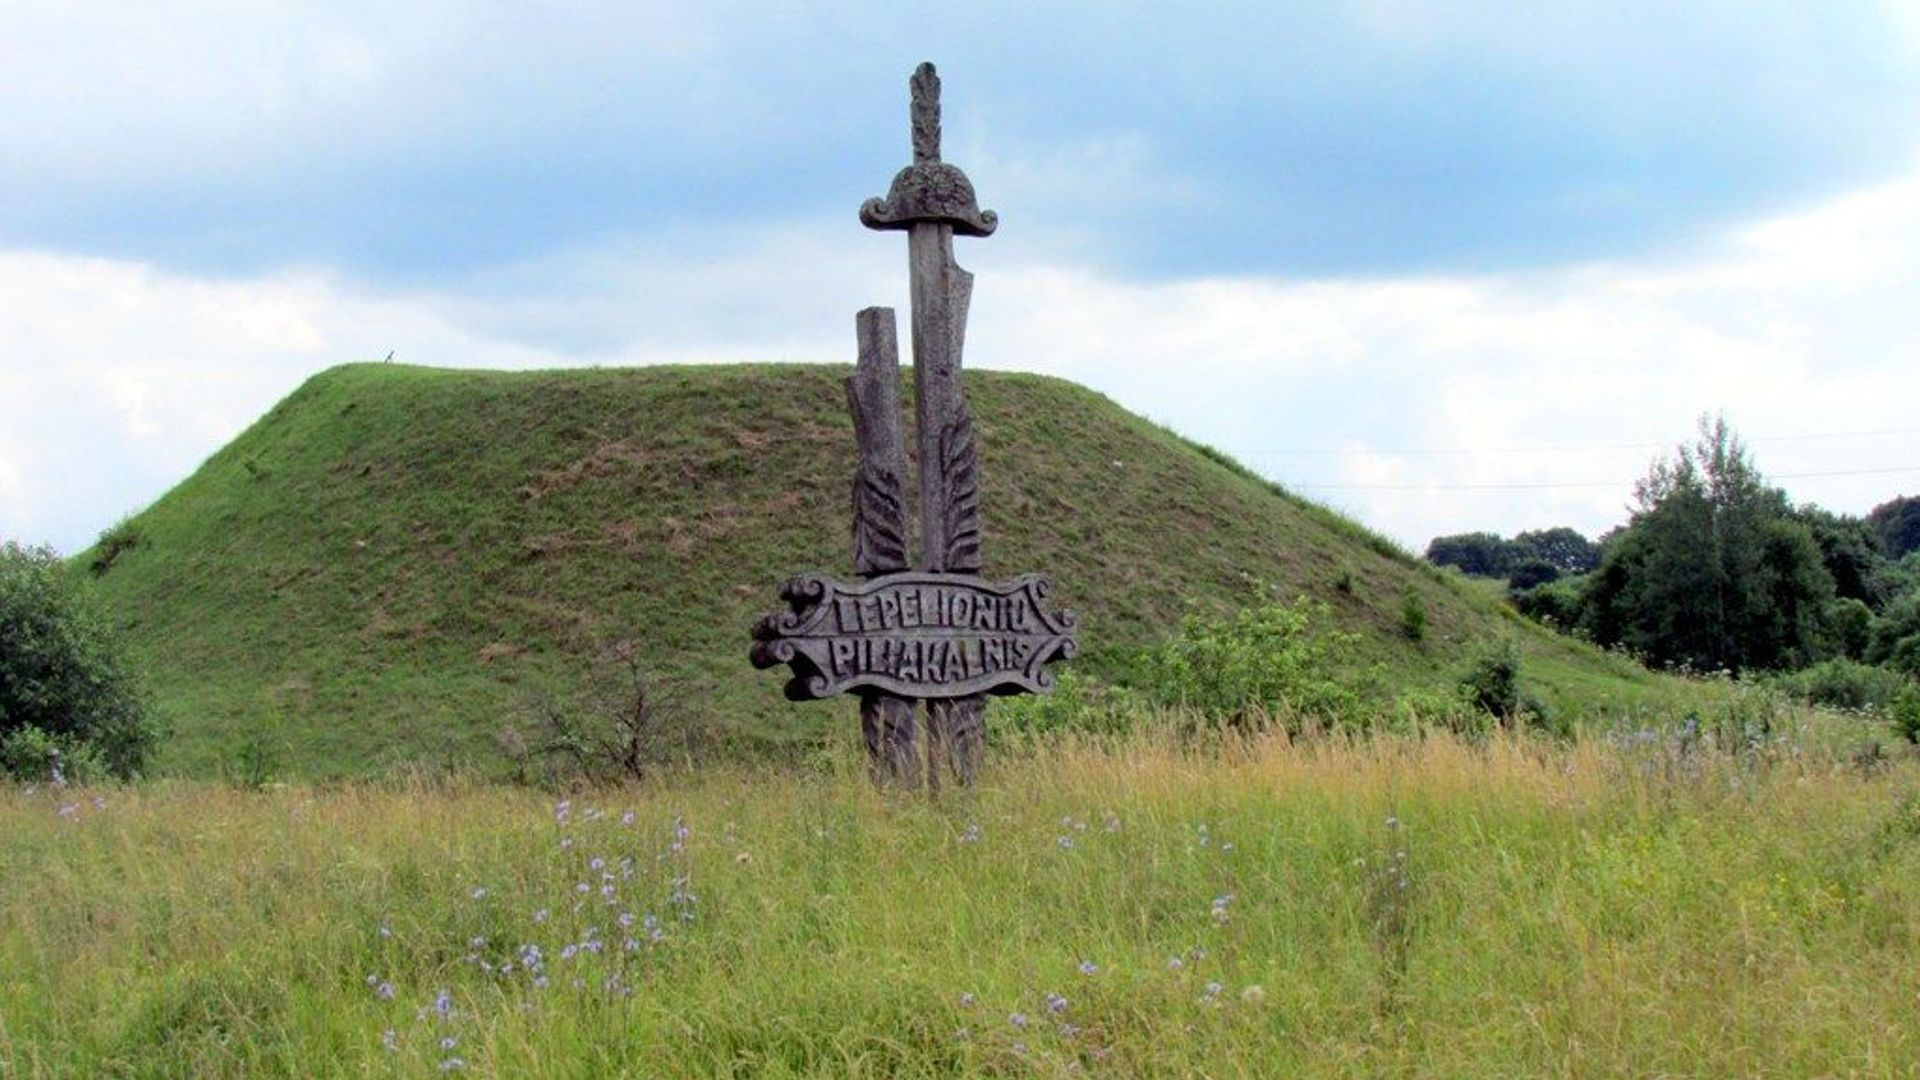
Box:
[1289,465,1920,492]
[1243,426,1920,458]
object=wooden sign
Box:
[750,63,1077,788]
[751,572,1077,701]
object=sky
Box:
[4,1,1920,556]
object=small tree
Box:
[0,542,159,780]
[503,644,701,785]
[1460,642,1522,721]
[1577,416,1835,673]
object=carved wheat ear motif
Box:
[939,412,982,572]
[852,464,909,573]
[849,307,911,578]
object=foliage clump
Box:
[87,518,145,578]
[1488,419,1920,694]
[1581,417,1837,673]
[993,669,1141,740]
[1458,641,1557,734]
[1867,586,1920,676]
[1426,527,1600,580]
[1128,596,1365,730]
[1771,658,1910,713]
[1870,495,1920,559]
[1,542,160,780]
[1891,685,1920,744]
[1400,592,1427,643]
[1461,642,1523,721]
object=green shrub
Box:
[1892,637,1920,679]
[1390,686,1483,737]
[1867,589,1920,667]
[1400,592,1428,643]
[0,725,109,783]
[224,720,287,790]
[0,542,160,779]
[1461,642,1523,721]
[993,669,1139,739]
[1822,597,1874,660]
[88,518,145,578]
[1129,596,1365,729]
[1772,658,1908,712]
[1890,686,1920,745]
[1458,641,1561,735]
[1510,575,1584,629]
[1507,558,1561,591]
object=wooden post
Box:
[848,307,920,787]
[752,63,1075,791]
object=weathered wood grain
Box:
[848,306,920,787]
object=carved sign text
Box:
[751,572,1077,701]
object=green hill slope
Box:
[83,363,1661,776]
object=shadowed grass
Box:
[4,712,1916,1077]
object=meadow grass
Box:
[4,715,1918,1078]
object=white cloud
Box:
[0,253,564,551]
[6,159,1920,554]
[0,1,730,182]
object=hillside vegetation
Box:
[83,363,1663,777]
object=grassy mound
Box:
[82,363,1660,776]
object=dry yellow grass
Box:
[3,723,1917,1076]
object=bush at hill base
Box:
[0,542,159,780]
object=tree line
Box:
[1427,418,1920,683]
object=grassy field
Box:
[5,698,1917,1077]
[76,362,1674,778]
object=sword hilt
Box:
[861,62,998,237]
